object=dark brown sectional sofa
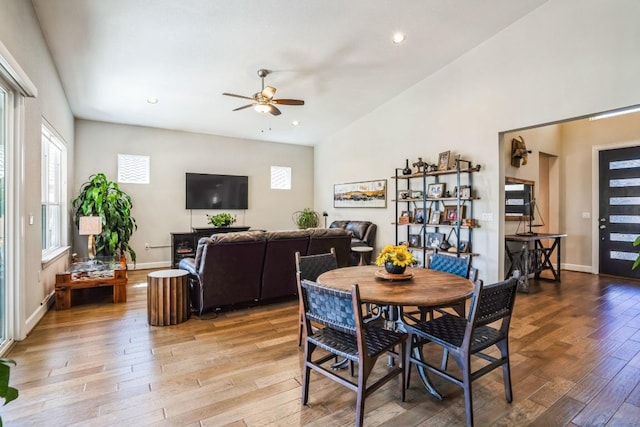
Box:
[178,228,351,315]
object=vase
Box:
[402,159,412,175]
[384,261,406,275]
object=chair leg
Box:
[302,344,315,405]
[461,358,474,427]
[355,362,368,427]
[297,313,303,347]
[440,348,449,370]
[399,339,406,402]
[497,340,513,403]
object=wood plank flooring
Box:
[2,270,640,426]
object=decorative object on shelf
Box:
[426,232,445,248]
[511,136,531,167]
[398,211,411,224]
[428,163,438,172]
[402,159,412,175]
[409,234,421,248]
[72,173,137,265]
[399,190,409,200]
[292,208,319,229]
[457,185,472,199]
[457,240,470,253]
[427,182,445,198]
[376,244,415,275]
[334,179,387,208]
[412,157,427,174]
[443,205,466,225]
[429,210,442,224]
[414,207,428,224]
[462,218,477,227]
[438,151,451,171]
[208,212,237,227]
[410,190,423,199]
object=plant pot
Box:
[384,261,406,275]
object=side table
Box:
[351,246,374,266]
[147,269,190,326]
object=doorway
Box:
[597,146,640,280]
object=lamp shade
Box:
[79,216,102,235]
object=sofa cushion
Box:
[329,220,349,230]
[209,230,267,244]
[345,221,370,241]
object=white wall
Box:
[315,0,640,283]
[0,0,74,338]
[74,120,314,268]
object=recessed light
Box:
[146,97,159,104]
[392,32,406,44]
[292,120,300,126]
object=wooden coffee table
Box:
[55,259,127,310]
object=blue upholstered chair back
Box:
[300,279,356,334]
[429,253,471,278]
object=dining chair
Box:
[404,277,518,427]
[295,249,338,346]
[418,253,472,320]
[298,279,406,427]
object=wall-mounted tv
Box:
[185,173,248,210]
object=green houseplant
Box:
[292,208,320,229]
[207,213,236,227]
[633,235,640,270]
[0,358,18,426]
[72,173,137,264]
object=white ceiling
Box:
[32,0,548,146]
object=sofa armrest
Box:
[178,257,198,276]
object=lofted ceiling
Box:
[32,0,548,146]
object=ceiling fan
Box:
[223,69,304,116]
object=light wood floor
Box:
[2,270,640,426]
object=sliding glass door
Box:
[0,86,6,346]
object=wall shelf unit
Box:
[393,159,481,267]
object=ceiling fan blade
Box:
[223,92,255,100]
[268,105,282,116]
[262,86,276,99]
[272,99,305,106]
[232,104,254,111]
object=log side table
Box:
[147,269,190,326]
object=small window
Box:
[118,154,150,184]
[271,166,291,190]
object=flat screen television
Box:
[185,173,248,210]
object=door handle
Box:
[599,225,606,229]
[600,218,606,222]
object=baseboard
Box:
[562,263,592,274]
[127,260,172,270]
[23,292,55,339]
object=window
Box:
[41,124,67,257]
[271,166,291,190]
[118,154,150,184]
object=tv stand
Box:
[170,226,251,268]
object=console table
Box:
[505,232,567,293]
[171,226,251,267]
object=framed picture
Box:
[414,207,429,224]
[443,205,465,224]
[429,210,441,224]
[409,234,421,247]
[334,179,387,208]
[427,183,445,198]
[426,232,445,248]
[458,240,470,253]
[458,185,472,199]
[438,151,451,171]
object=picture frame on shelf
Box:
[427,182,445,198]
[414,207,429,224]
[459,185,472,199]
[438,151,451,171]
[429,210,441,224]
[426,232,445,248]
[443,205,466,224]
[458,240,470,253]
[398,210,411,224]
[409,234,421,248]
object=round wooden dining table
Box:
[317,264,475,400]
[316,265,474,307]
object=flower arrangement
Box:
[375,244,415,268]
[207,213,236,227]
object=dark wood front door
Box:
[598,146,640,279]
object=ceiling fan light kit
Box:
[223,68,304,116]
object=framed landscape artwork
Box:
[334,179,387,208]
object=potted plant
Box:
[292,208,319,229]
[0,358,18,425]
[207,213,237,227]
[72,173,137,264]
[375,244,415,274]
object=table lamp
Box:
[79,216,102,260]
